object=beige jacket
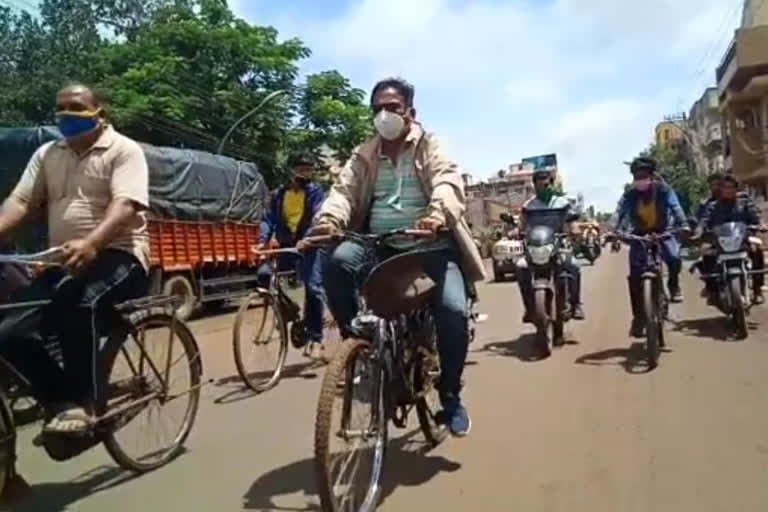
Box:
[316,123,487,282]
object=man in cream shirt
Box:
[0,83,149,444]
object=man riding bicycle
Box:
[257,153,327,360]
[612,157,688,337]
[307,77,485,437]
[516,168,586,322]
[0,84,149,436]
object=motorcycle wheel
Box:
[553,278,567,346]
[534,289,552,357]
[642,278,660,369]
[730,276,748,340]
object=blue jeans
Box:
[0,249,148,406]
[323,241,469,398]
[628,237,681,292]
[257,248,325,343]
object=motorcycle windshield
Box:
[525,207,569,237]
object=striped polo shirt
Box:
[369,148,447,250]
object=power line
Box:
[675,0,744,112]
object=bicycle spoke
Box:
[107,318,196,467]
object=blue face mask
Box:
[56,112,101,138]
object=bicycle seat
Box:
[362,250,437,320]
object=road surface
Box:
[10,251,768,512]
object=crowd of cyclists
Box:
[1,76,766,509]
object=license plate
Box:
[718,252,748,262]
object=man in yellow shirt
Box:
[258,154,327,359]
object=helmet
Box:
[629,157,657,175]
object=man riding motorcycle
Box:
[695,172,724,221]
[307,77,485,437]
[612,157,688,337]
[695,173,766,304]
[516,168,585,322]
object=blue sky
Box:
[231,0,743,210]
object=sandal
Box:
[42,406,93,436]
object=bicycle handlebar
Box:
[251,247,302,257]
[0,247,66,265]
[616,230,682,243]
[303,228,442,247]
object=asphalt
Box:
[9,251,768,512]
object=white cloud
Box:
[233,0,742,210]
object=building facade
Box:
[688,87,724,175]
[716,0,768,197]
[655,117,686,149]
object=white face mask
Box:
[374,110,406,140]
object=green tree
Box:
[0,0,373,186]
[294,70,373,162]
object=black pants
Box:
[0,249,147,406]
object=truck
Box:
[0,126,270,320]
[491,213,524,282]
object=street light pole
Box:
[217,89,289,155]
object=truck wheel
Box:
[163,275,197,321]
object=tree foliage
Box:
[0,0,372,186]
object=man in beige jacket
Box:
[309,78,485,437]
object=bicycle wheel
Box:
[233,291,288,392]
[315,339,387,512]
[101,308,202,473]
[643,278,660,368]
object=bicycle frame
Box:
[0,245,193,426]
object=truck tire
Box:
[163,275,198,321]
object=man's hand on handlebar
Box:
[415,216,443,234]
[62,238,98,272]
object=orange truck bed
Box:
[149,218,263,272]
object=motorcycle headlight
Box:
[528,244,554,265]
[718,235,743,253]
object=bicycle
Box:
[0,249,205,498]
[311,229,476,512]
[618,231,677,368]
[232,247,340,392]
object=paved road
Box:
[11,252,768,511]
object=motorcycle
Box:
[579,227,601,264]
[521,209,575,354]
[691,222,768,339]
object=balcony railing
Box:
[717,26,768,92]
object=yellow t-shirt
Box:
[636,200,658,231]
[282,189,305,234]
